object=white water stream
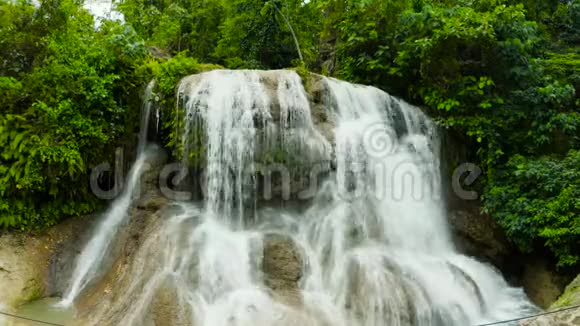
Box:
[293,77,536,325]
[60,81,157,306]
[64,70,536,325]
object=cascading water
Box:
[178,71,269,223]
[60,81,157,306]
[67,70,537,326]
[294,77,537,326]
[138,80,156,154]
[83,71,321,325]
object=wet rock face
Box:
[447,206,572,310]
[149,281,194,326]
[448,208,513,270]
[262,233,303,307]
[306,74,334,144]
[0,215,94,308]
[440,131,515,271]
[177,70,334,204]
[73,197,309,325]
[522,258,572,309]
[74,195,171,326]
[47,217,101,298]
[520,274,580,326]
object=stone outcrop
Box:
[521,258,572,309]
[448,207,513,270]
[0,214,95,309]
[74,194,309,325]
[551,274,580,310]
[520,274,580,325]
[262,233,304,307]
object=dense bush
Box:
[118,0,320,69]
[486,151,580,267]
[0,0,151,228]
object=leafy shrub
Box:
[0,0,149,228]
[485,151,580,267]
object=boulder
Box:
[520,274,580,325]
[521,258,571,309]
[262,233,304,307]
[0,215,94,308]
[448,208,514,270]
[551,274,580,309]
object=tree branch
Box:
[271,2,304,62]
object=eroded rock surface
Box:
[0,216,94,309]
[521,274,580,326]
[522,258,572,309]
[74,195,311,326]
[448,208,513,269]
[262,233,303,307]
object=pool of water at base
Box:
[5,298,73,326]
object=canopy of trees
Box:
[0,0,578,268]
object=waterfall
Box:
[177,70,331,223]
[68,70,537,326]
[138,80,156,154]
[179,70,271,224]
[296,77,536,325]
[60,81,157,306]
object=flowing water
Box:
[138,80,157,154]
[60,81,157,307]
[63,70,536,325]
[276,75,534,326]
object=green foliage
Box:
[0,0,149,228]
[547,0,579,44]
[289,61,312,90]
[118,0,227,60]
[215,0,319,68]
[119,0,321,69]
[485,151,580,267]
[136,52,221,159]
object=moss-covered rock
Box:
[520,274,580,325]
[521,258,571,309]
[550,274,580,309]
